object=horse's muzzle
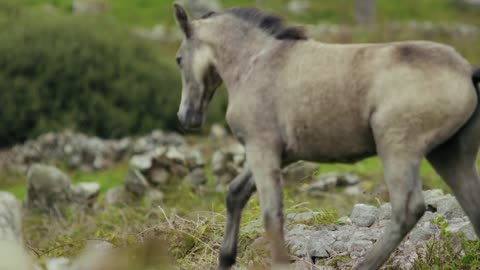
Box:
[177,109,204,130]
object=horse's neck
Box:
[212,32,277,92]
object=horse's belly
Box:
[283,120,376,164]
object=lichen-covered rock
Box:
[124,168,149,197]
[351,204,379,227]
[27,164,72,213]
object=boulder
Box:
[0,192,36,270]
[27,164,72,213]
[0,192,23,244]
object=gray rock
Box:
[446,221,478,241]
[351,204,379,227]
[27,164,72,213]
[71,182,100,207]
[165,147,186,163]
[282,161,318,183]
[337,173,361,186]
[436,195,465,219]
[0,241,36,270]
[423,189,445,210]
[129,154,153,172]
[337,216,353,225]
[409,224,434,243]
[304,173,338,197]
[379,203,392,220]
[105,186,129,206]
[185,168,208,187]
[124,168,149,197]
[148,168,170,186]
[0,192,23,244]
[46,257,70,270]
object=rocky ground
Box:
[0,129,479,269]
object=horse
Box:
[173,4,480,270]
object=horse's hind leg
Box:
[356,152,425,270]
[427,133,480,234]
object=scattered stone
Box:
[27,164,72,213]
[337,216,353,225]
[423,189,445,210]
[282,161,318,183]
[124,168,149,197]
[148,168,170,186]
[337,173,361,186]
[351,204,379,227]
[71,182,101,207]
[211,143,245,185]
[185,168,208,187]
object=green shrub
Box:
[0,4,182,147]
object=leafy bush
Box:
[0,3,182,147]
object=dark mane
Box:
[202,8,308,41]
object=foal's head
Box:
[174,4,222,129]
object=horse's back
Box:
[276,40,476,161]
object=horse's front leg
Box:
[245,139,290,268]
[218,169,256,270]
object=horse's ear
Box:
[174,4,192,38]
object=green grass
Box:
[24,0,480,27]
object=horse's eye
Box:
[176,57,182,67]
